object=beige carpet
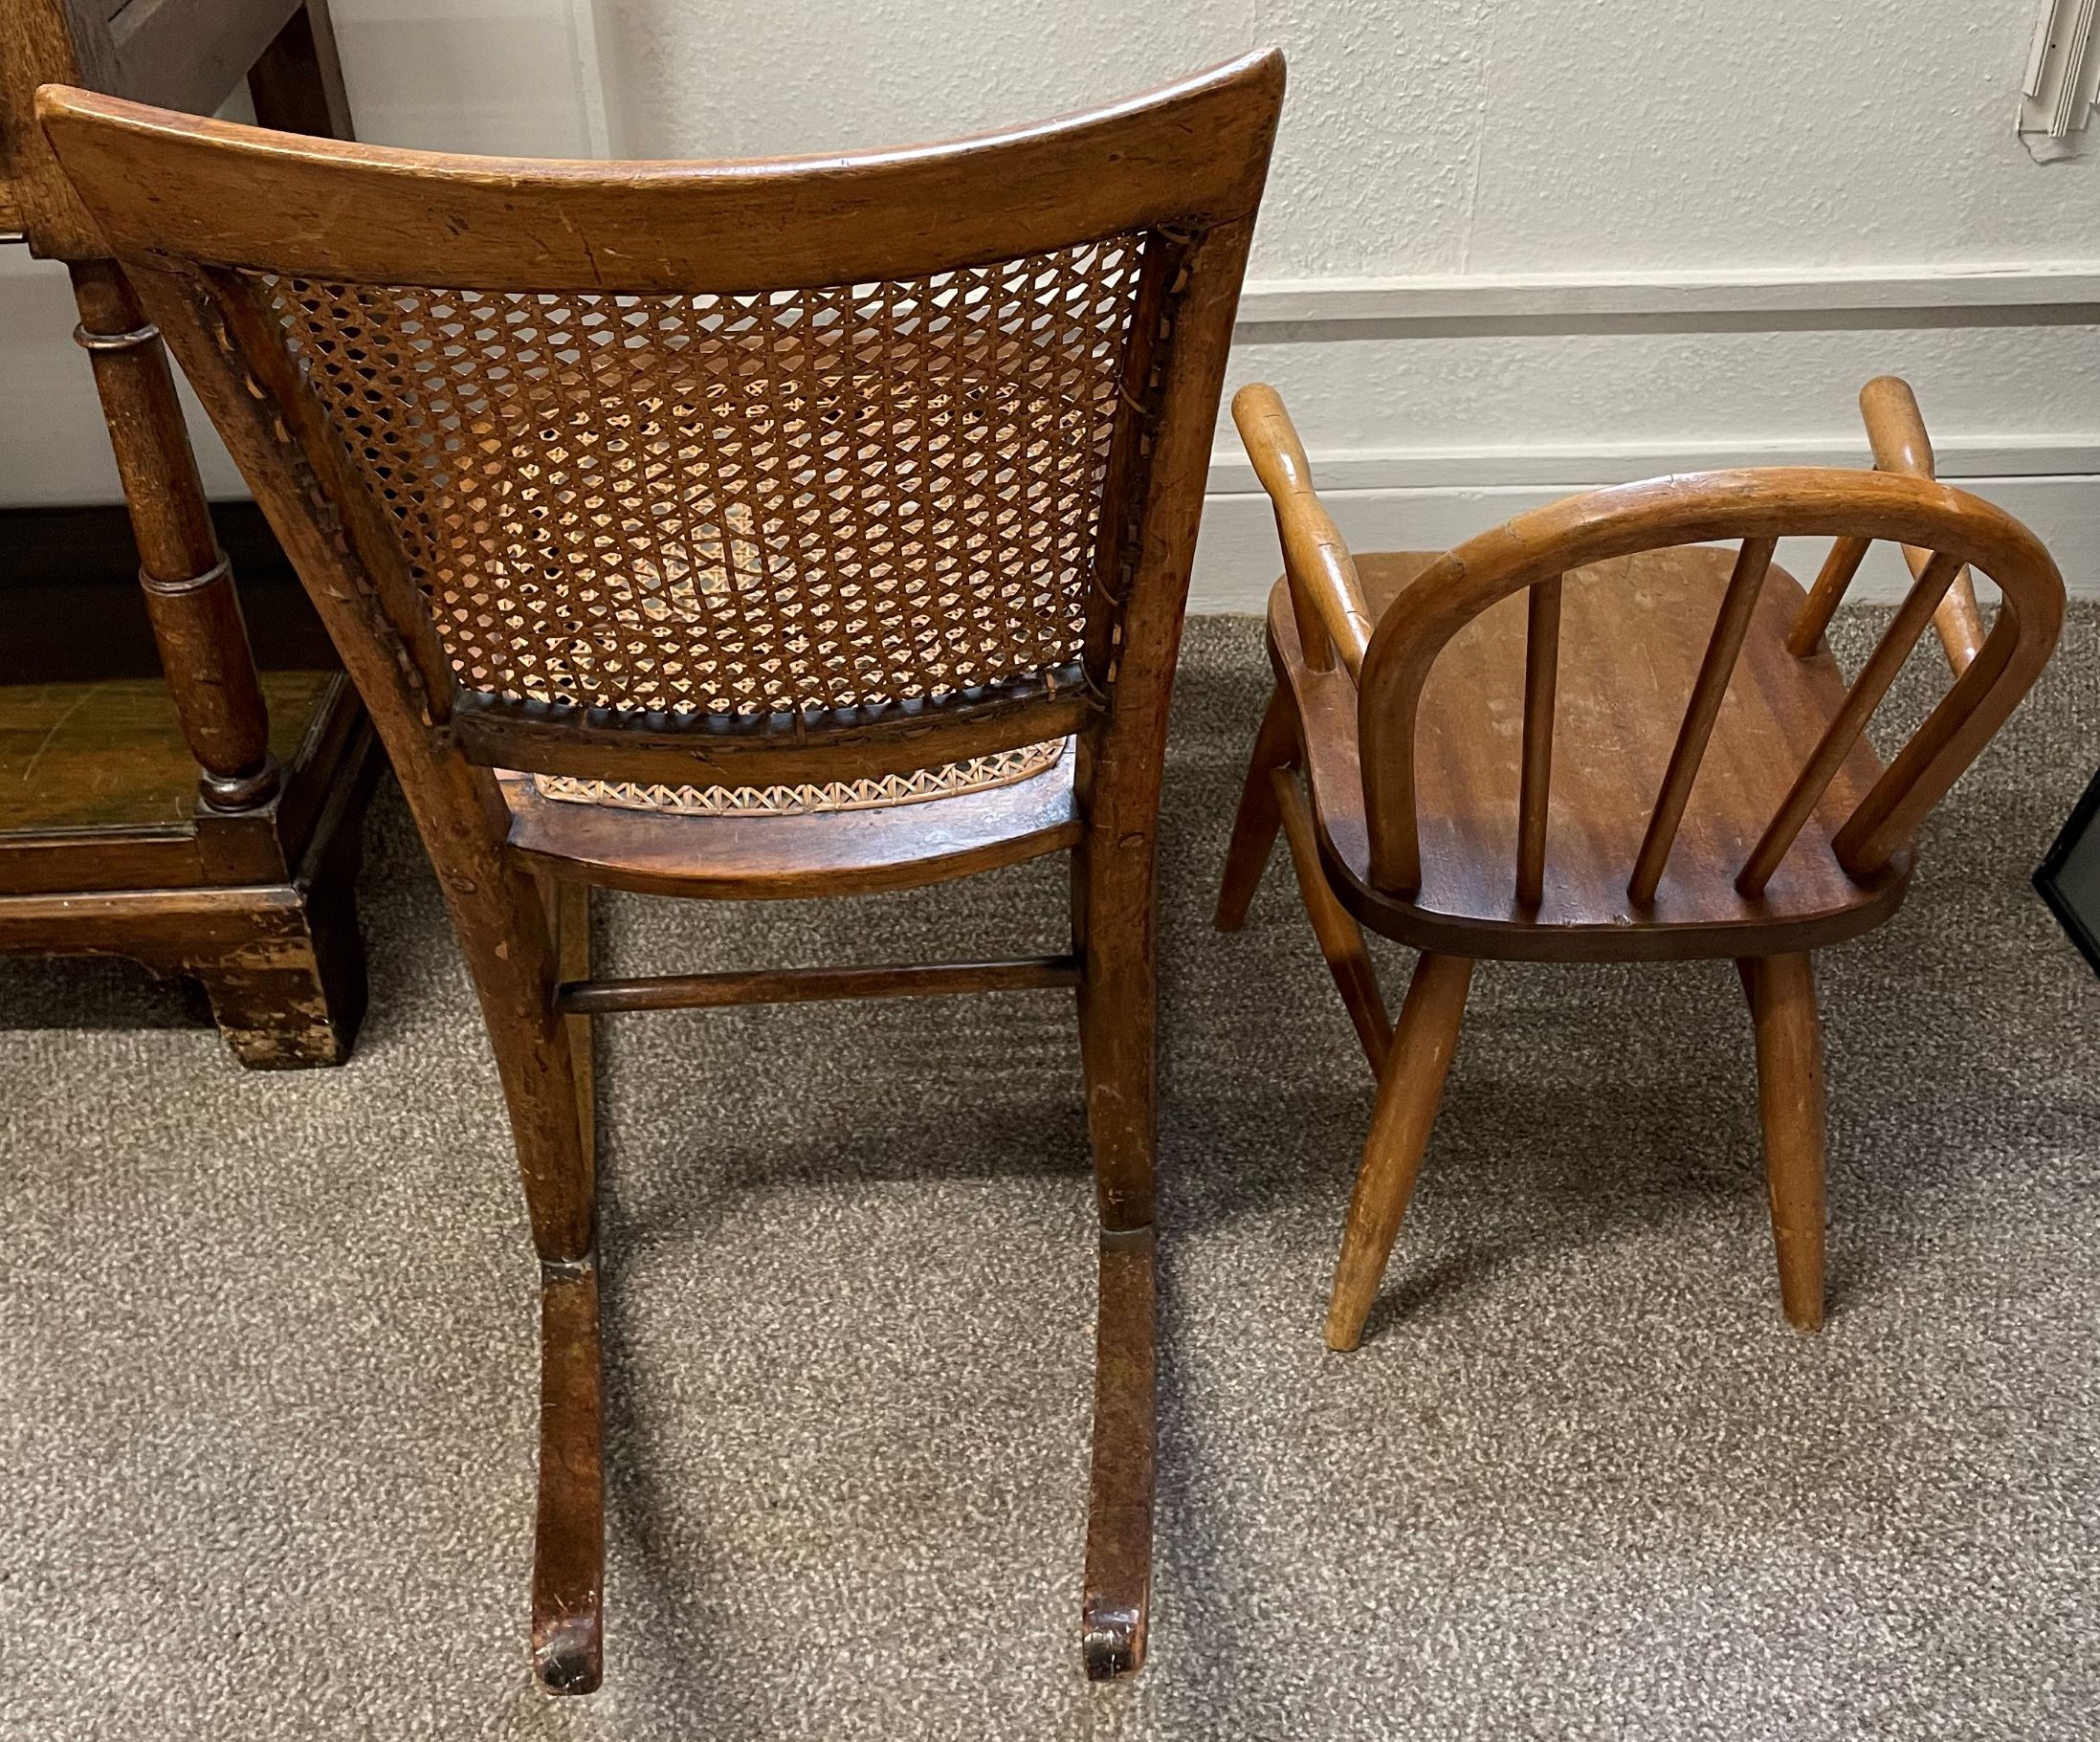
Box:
[3,609,2097,1741]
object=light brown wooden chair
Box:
[38,53,1282,1691]
[1216,378,2065,1354]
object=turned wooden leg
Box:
[1272,765,1392,1074]
[1072,831,1157,1680]
[70,260,279,815]
[1325,953,1474,1353]
[1744,953,1827,1333]
[1215,682,1297,932]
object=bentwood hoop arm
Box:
[1218,380,2064,1354]
[41,53,1283,1692]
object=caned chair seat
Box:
[497,739,1080,898]
[40,53,1285,1689]
[1271,547,1912,963]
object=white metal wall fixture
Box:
[2021,0,2100,159]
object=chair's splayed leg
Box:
[1082,1224,1156,1681]
[1272,765,1392,1073]
[1325,952,1474,1352]
[1215,682,1298,932]
[533,1256,605,1693]
[1744,952,1826,1332]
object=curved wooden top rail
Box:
[1358,467,2065,894]
[35,51,1284,290]
[1231,384,1375,678]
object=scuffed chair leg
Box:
[1082,1225,1156,1680]
[532,1258,605,1692]
[1745,953,1827,1332]
[1324,953,1473,1352]
[1214,682,1297,931]
[1073,828,1159,1680]
[1272,765,1392,1073]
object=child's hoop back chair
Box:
[1217,379,2064,1354]
[38,52,1283,1691]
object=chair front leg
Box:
[1072,830,1157,1679]
[1741,953,1827,1332]
[1325,952,1474,1352]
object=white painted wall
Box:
[0,0,604,507]
[6,0,2097,603]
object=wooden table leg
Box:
[69,259,278,815]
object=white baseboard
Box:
[1192,460,2100,612]
[1233,262,2100,337]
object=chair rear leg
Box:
[533,1256,605,1691]
[1743,953,1827,1332]
[470,871,604,1692]
[1072,834,1157,1680]
[1215,682,1297,931]
[1325,953,1474,1352]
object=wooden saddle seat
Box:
[497,738,1080,899]
[1272,547,1912,964]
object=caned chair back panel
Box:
[1356,469,2065,899]
[35,55,1281,800]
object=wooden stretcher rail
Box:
[556,956,1084,1015]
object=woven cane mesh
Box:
[254,243,1148,812]
[532,737,1067,819]
[256,246,1145,813]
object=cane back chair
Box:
[1216,378,2064,1354]
[39,52,1283,1690]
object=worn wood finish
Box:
[0,725,373,1068]
[69,258,279,810]
[1080,1224,1156,1679]
[1,0,369,1068]
[1282,549,1911,961]
[1224,378,2063,1345]
[532,1257,604,1694]
[0,670,330,833]
[1746,953,1826,1331]
[37,68,1279,291]
[1323,951,1472,1353]
[42,55,1281,1687]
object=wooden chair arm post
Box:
[1231,384,1374,681]
[1859,375,1985,675]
